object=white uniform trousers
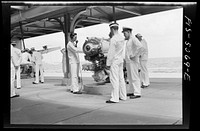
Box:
[109,62,127,102]
[62,58,67,77]
[70,63,80,92]
[15,66,21,88]
[11,65,17,97]
[126,60,141,96]
[139,60,150,86]
[34,63,44,83]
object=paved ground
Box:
[10,76,182,128]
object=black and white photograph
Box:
[2,1,196,129]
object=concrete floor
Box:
[10,76,183,129]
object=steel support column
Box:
[113,6,116,23]
[19,21,25,50]
[64,13,70,78]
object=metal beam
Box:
[23,31,46,35]
[93,7,111,20]
[13,34,31,38]
[81,18,109,24]
[11,6,66,25]
[115,7,141,16]
[106,6,141,16]
[26,26,62,32]
[11,6,26,10]
[86,16,110,23]
[11,6,87,29]
[82,19,102,23]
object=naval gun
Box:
[82,37,127,83]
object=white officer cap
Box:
[122,27,132,32]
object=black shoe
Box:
[32,82,38,84]
[127,93,134,96]
[73,91,82,94]
[40,81,44,83]
[141,85,149,88]
[130,95,141,99]
[119,98,126,101]
[11,94,20,98]
[106,100,117,103]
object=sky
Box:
[24,7,183,64]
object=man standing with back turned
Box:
[122,27,144,99]
[106,22,127,103]
[12,41,22,89]
[136,33,150,88]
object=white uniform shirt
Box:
[139,39,148,60]
[67,41,80,64]
[32,51,43,65]
[21,52,32,64]
[106,33,125,66]
[125,35,143,63]
[12,47,22,66]
[10,45,15,68]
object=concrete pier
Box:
[9,76,183,128]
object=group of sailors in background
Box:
[10,41,44,98]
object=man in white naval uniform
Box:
[10,44,20,98]
[136,33,150,88]
[21,48,32,75]
[60,48,67,78]
[32,50,44,84]
[21,48,32,65]
[12,41,22,89]
[106,22,127,103]
[122,27,144,99]
[67,32,82,94]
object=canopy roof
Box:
[10,2,182,39]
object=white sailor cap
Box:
[30,47,35,51]
[136,33,142,37]
[122,27,132,32]
[109,22,119,28]
[11,41,17,45]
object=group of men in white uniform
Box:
[106,22,150,103]
[10,41,44,98]
[10,22,149,102]
[65,22,150,103]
